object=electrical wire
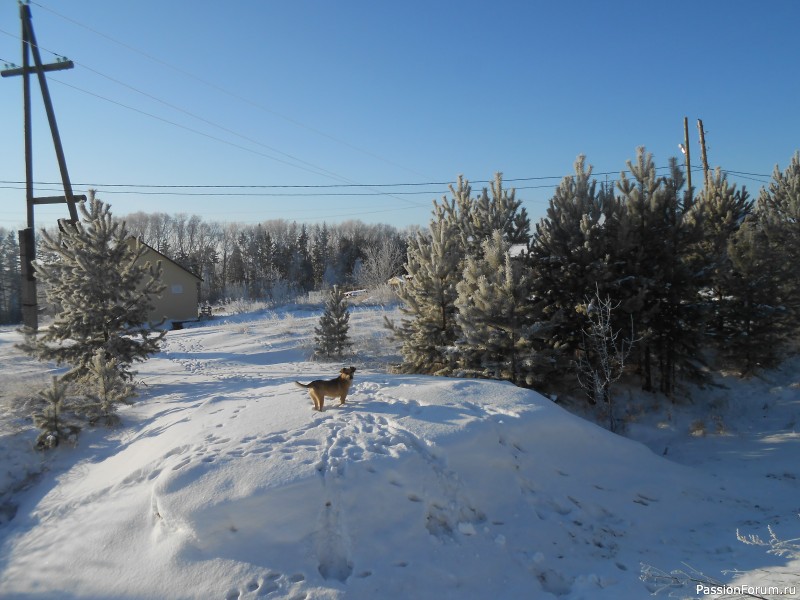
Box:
[0,24,429,208]
[0,164,771,198]
[0,182,560,197]
[2,21,774,209]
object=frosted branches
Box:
[575,286,638,432]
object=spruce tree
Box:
[314,285,352,359]
[20,192,166,383]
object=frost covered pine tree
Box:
[32,376,81,449]
[389,174,532,376]
[460,173,531,254]
[81,350,136,426]
[314,285,352,360]
[455,231,546,386]
[20,192,166,383]
[387,209,462,374]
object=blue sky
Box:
[1,0,798,232]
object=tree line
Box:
[389,149,800,400]
[122,214,410,305]
[0,215,411,324]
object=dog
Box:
[294,367,356,411]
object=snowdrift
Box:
[1,314,798,599]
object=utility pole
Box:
[697,118,710,185]
[1,3,86,330]
[682,117,692,207]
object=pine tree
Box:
[614,150,704,395]
[19,192,166,383]
[530,156,621,383]
[32,376,81,450]
[757,152,800,251]
[723,217,794,373]
[687,169,752,354]
[389,174,532,376]
[80,350,136,426]
[455,231,546,386]
[314,285,352,359]
[388,210,462,374]
[462,173,531,253]
[755,152,800,340]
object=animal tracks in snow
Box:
[224,570,307,599]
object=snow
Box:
[1,304,799,599]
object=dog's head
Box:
[340,367,356,380]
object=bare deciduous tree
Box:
[357,238,405,290]
[576,287,638,432]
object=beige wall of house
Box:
[129,239,202,323]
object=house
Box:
[387,274,413,287]
[128,239,202,324]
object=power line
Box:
[0,165,770,194]
[1,25,376,188]
[0,177,560,189]
[0,182,560,197]
[47,76,351,181]
[4,15,773,212]
[1,24,429,209]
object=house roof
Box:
[131,238,203,282]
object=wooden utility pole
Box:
[697,118,710,185]
[1,3,86,330]
[682,117,692,207]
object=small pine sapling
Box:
[32,376,81,450]
[80,350,136,426]
[314,286,352,360]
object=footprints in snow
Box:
[224,571,307,599]
[163,337,260,383]
[309,410,487,581]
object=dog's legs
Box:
[311,390,323,411]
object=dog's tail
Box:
[294,381,310,388]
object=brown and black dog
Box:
[294,367,356,411]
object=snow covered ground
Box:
[0,301,799,599]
